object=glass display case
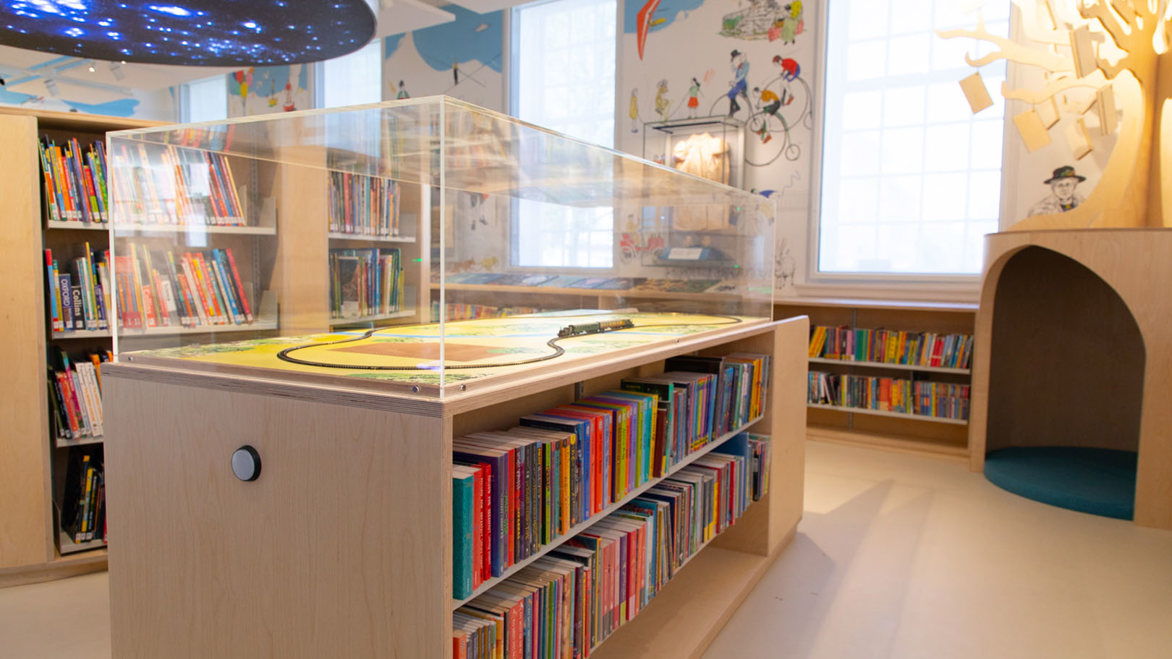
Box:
[642,115,746,190]
[107,96,775,395]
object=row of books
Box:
[439,273,733,295]
[60,446,105,546]
[39,136,110,224]
[108,143,245,226]
[44,244,111,334]
[430,302,542,322]
[452,432,771,659]
[115,243,255,329]
[450,353,771,600]
[808,371,971,421]
[329,248,405,320]
[47,349,108,441]
[328,171,401,237]
[809,325,974,370]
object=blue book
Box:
[452,442,510,577]
[58,273,74,331]
[452,468,476,599]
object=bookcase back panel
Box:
[0,113,55,567]
[105,375,449,658]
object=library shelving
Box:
[104,316,806,658]
[0,107,161,585]
[101,97,796,657]
[776,298,977,459]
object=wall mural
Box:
[0,85,145,117]
[618,0,818,294]
[383,4,504,111]
[226,64,311,117]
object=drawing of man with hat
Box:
[727,49,750,116]
[1028,165,1086,216]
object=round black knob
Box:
[231,445,262,482]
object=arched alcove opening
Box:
[984,246,1145,519]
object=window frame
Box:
[799,0,1018,300]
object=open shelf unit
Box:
[776,298,976,459]
[0,107,163,583]
[104,317,807,658]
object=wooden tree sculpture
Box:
[940,0,1172,229]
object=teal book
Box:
[452,468,476,599]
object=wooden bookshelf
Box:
[776,298,977,459]
[0,108,160,584]
[103,316,807,657]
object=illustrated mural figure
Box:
[1028,166,1086,215]
[753,86,781,143]
[780,1,803,44]
[727,49,750,116]
[655,79,671,121]
[686,77,701,117]
[396,80,410,100]
[629,88,641,133]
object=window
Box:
[511,0,617,268]
[317,40,382,109]
[180,74,227,123]
[815,1,1009,277]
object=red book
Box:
[224,248,254,322]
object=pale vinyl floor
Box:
[3,440,1171,659]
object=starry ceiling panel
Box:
[1,0,377,66]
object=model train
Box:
[557,319,635,338]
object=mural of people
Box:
[396,80,410,100]
[655,79,671,121]
[774,55,800,81]
[781,2,803,44]
[629,88,641,133]
[1028,166,1086,215]
[727,49,750,116]
[686,77,701,117]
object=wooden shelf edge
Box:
[809,357,970,375]
[774,297,978,313]
[0,549,107,589]
[806,426,969,462]
[808,403,968,426]
[588,526,796,659]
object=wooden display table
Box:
[104,314,807,657]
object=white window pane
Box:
[924,123,970,171]
[922,172,968,221]
[839,131,882,177]
[848,1,890,41]
[892,0,934,34]
[321,41,381,108]
[884,86,926,127]
[926,80,975,123]
[967,170,1003,218]
[185,75,227,122]
[838,177,881,224]
[888,34,933,76]
[818,0,1008,276]
[513,0,616,269]
[843,90,883,130]
[878,175,923,222]
[846,41,889,81]
[970,119,1005,169]
[880,127,924,174]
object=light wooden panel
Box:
[273,153,330,335]
[710,317,806,556]
[973,230,1172,529]
[0,113,54,568]
[986,247,1143,452]
[105,375,450,658]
